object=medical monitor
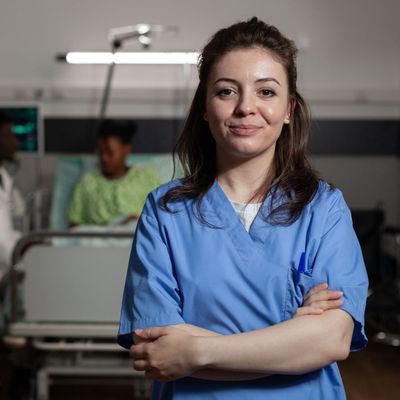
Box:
[0,105,41,154]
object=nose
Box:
[234,90,256,116]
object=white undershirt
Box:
[230,201,262,232]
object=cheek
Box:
[262,103,288,124]
[207,115,226,142]
[206,101,230,128]
[115,151,127,163]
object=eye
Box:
[258,88,276,98]
[216,88,236,98]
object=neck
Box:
[216,150,275,204]
[103,165,129,180]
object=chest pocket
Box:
[283,265,315,321]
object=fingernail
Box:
[135,329,142,334]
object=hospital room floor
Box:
[339,339,400,400]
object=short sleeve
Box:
[117,196,185,349]
[67,179,84,225]
[311,192,369,352]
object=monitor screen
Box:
[0,106,40,153]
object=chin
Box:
[229,144,270,158]
[218,143,276,165]
[101,167,112,175]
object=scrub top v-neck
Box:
[230,200,262,232]
[118,179,368,400]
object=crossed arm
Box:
[130,284,354,381]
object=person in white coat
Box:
[0,113,25,270]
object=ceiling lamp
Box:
[61,51,199,65]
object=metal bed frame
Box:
[3,231,150,400]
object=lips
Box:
[228,124,261,136]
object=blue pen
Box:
[295,251,306,284]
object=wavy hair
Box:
[162,17,319,225]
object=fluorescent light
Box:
[65,52,114,64]
[114,52,198,64]
[64,52,199,65]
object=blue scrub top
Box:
[118,180,368,400]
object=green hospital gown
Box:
[68,166,161,225]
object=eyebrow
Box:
[213,77,281,86]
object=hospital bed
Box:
[2,153,179,399]
[351,210,400,346]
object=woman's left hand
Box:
[130,326,200,381]
[293,283,343,318]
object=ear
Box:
[203,112,208,122]
[124,143,133,155]
[284,98,295,124]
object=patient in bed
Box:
[68,120,160,227]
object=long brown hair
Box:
[163,17,319,225]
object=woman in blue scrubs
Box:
[118,17,368,399]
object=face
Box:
[204,47,291,166]
[0,123,18,161]
[97,136,131,177]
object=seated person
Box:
[68,120,161,226]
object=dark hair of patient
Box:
[162,17,320,225]
[0,112,12,130]
[97,120,137,145]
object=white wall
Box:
[1,0,399,120]
[0,0,399,105]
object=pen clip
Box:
[295,251,306,284]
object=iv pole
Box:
[97,24,178,128]
[98,25,155,123]
[98,40,120,123]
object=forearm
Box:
[171,323,221,337]
[137,324,266,380]
[170,324,268,380]
[134,324,263,381]
[132,293,354,382]
[194,310,353,375]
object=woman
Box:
[118,18,368,399]
[68,120,160,226]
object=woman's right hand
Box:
[120,214,139,225]
[293,283,343,318]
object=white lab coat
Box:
[0,166,25,268]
